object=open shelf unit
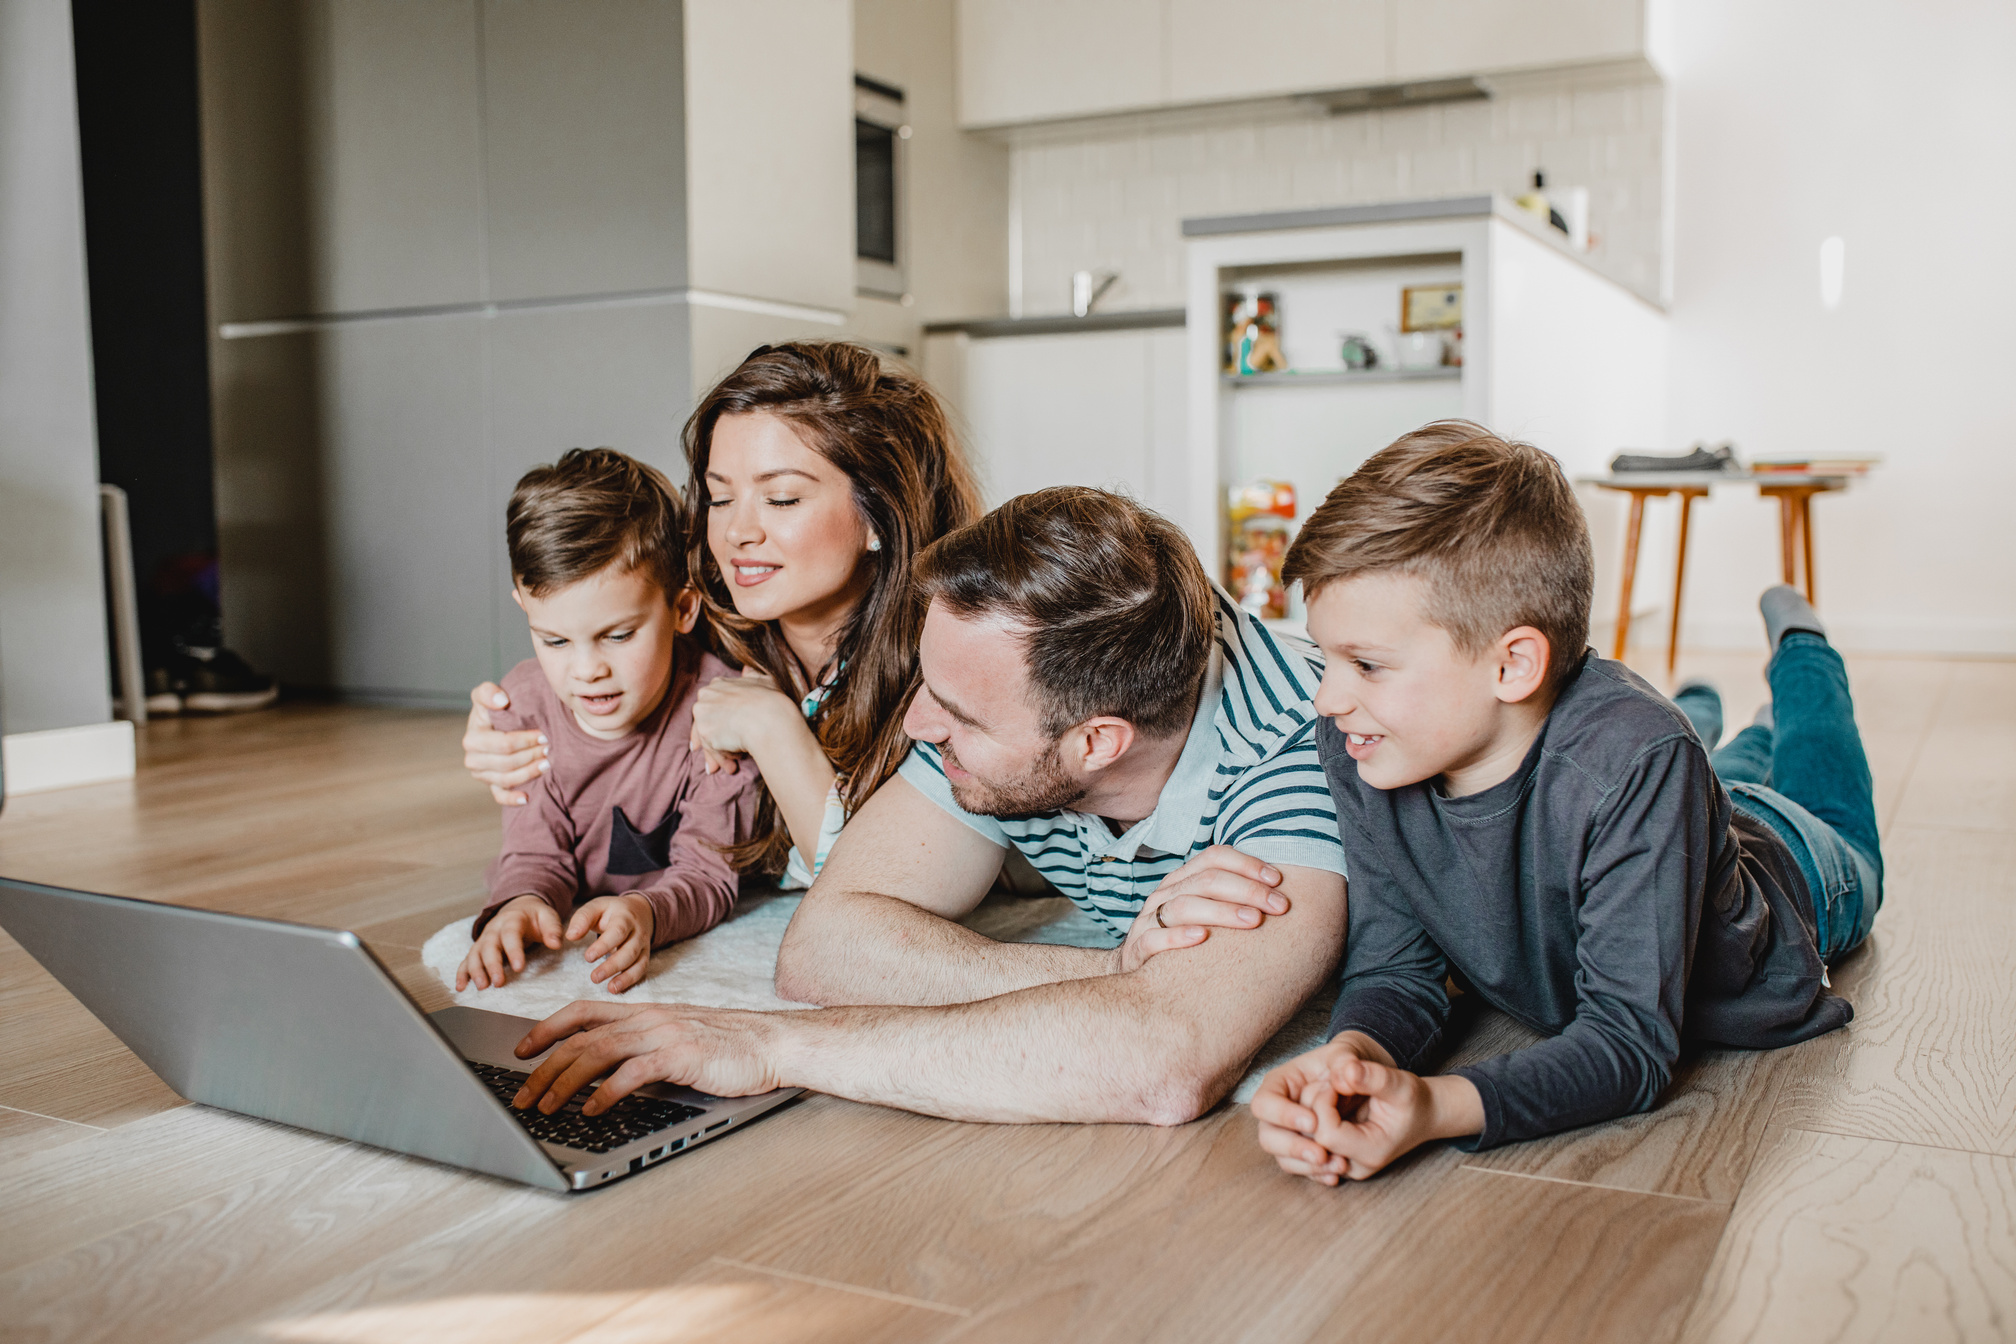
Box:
[1178,195,1671,628]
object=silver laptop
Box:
[0,876,800,1191]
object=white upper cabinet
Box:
[1166,0,1388,106]
[957,0,1165,127]
[1392,0,1643,82]
[958,0,1649,129]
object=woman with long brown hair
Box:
[462,341,982,883]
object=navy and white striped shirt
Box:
[900,591,1346,942]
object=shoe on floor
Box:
[143,666,183,716]
[152,646,279,715]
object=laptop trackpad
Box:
[430,1004,549,1068]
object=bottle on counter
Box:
[1516,170,1571,236]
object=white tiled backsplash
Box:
[1009,74,1668,316]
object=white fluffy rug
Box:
[422,887,1332,1104]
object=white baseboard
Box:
[1679,616,2016,657]
[2,720,136,795]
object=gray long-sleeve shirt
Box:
[1320,652,1851,1149]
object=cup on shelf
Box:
[1393,329,1445,371]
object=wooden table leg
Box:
[1667,489,1700,678]
[1760,481,1842,608]
[1799,491,1817,605]
[1776,492,1798,586]
[1614,490,1647,660]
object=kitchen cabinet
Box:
[958,0,1653,128]
[685,0,855,312]
[479,0,692,303]
[1166,0,1387,108]
[956,0,1163,127]
[200,0,855,701]
[922,317,1186,522]
[1392,0,1643,83]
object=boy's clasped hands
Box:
[1254,1034,1485,1184]
[456,892,657,995]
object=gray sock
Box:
[1761,585,1826,651]
[1672,679,1723,749]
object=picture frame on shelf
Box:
[1401,284,1463,332]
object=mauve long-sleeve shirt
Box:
[474,640,762,947]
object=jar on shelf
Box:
[1226,479,1296,620]
[1236,292,1286,375]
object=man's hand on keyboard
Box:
[512,1002,786,1115]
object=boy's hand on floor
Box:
[457,894,564,991]
[1117,845,1290,972]
[1254,1034,1484,1183]
[1253,1036,1378,1184]
[463,682,548,806]
[569,894,656,993]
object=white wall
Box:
[0,0,114,735]
[1486,217,1672,640]
[1660,0,2016,654]
[1007,67,1667,318]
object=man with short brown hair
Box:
[506,487,1349,1127]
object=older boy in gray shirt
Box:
[1253,422,1880,1181]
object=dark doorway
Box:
[70,0,221,668]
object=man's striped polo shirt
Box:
[899,590,1346,941]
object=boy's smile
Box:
[515,567,701,741]
[1305,571,1555,797]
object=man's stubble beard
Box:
[942,737,1086,818]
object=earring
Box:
[866,535,882,553]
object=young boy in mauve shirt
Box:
[457,448,761,996]
[1254,421,1882,1182]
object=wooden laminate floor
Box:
[1,650,2011,1343]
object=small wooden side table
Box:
[1578,472,1849,675]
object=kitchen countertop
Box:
[1182,191,1617,279]
[928,194,1617,338]
[922,308,1187,338]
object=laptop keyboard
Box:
[469,1060,706,1154]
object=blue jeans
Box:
[1675,633,1883,961]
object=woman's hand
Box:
[463,682,548,806]
[689,672,806,775]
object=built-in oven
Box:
[854,73,908,302]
